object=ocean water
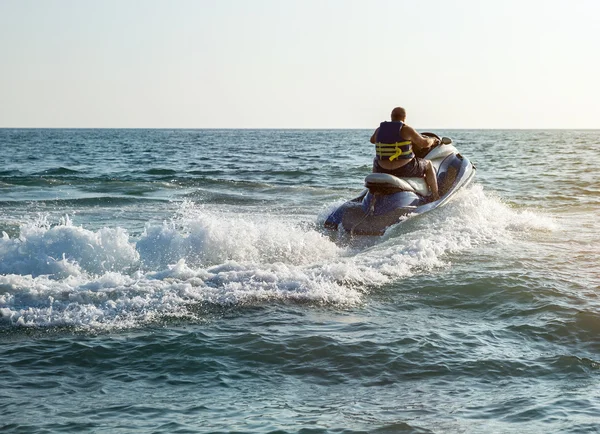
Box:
[0,128,599,433]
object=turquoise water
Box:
[1,129,599,433]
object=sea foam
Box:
[137,202,340,269]
[0,188,556,329]
[0,215,138,278]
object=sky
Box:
[1,0,599,129]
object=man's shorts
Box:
[372,157,429,178]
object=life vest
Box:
[375,121,414,161]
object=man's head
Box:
[391,107,406,122]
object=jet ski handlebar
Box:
[421,132,452,146]
[414,132,452,158]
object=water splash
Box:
[0,187,555,329]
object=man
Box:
[369,107,439,200]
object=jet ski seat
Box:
[364,173,429,197]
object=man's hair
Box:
[391,107,406,122]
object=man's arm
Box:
[400,124,437,150]
[369,128,379,144]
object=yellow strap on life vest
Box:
[376,141,412,161]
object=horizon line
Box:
[2,127,600,131]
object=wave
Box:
[143,168,178,176]
[0,187,559,330]
[0,170,23,177]
[34,167,82,176]
[0,197,168,208]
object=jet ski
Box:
[324,133,476,236]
